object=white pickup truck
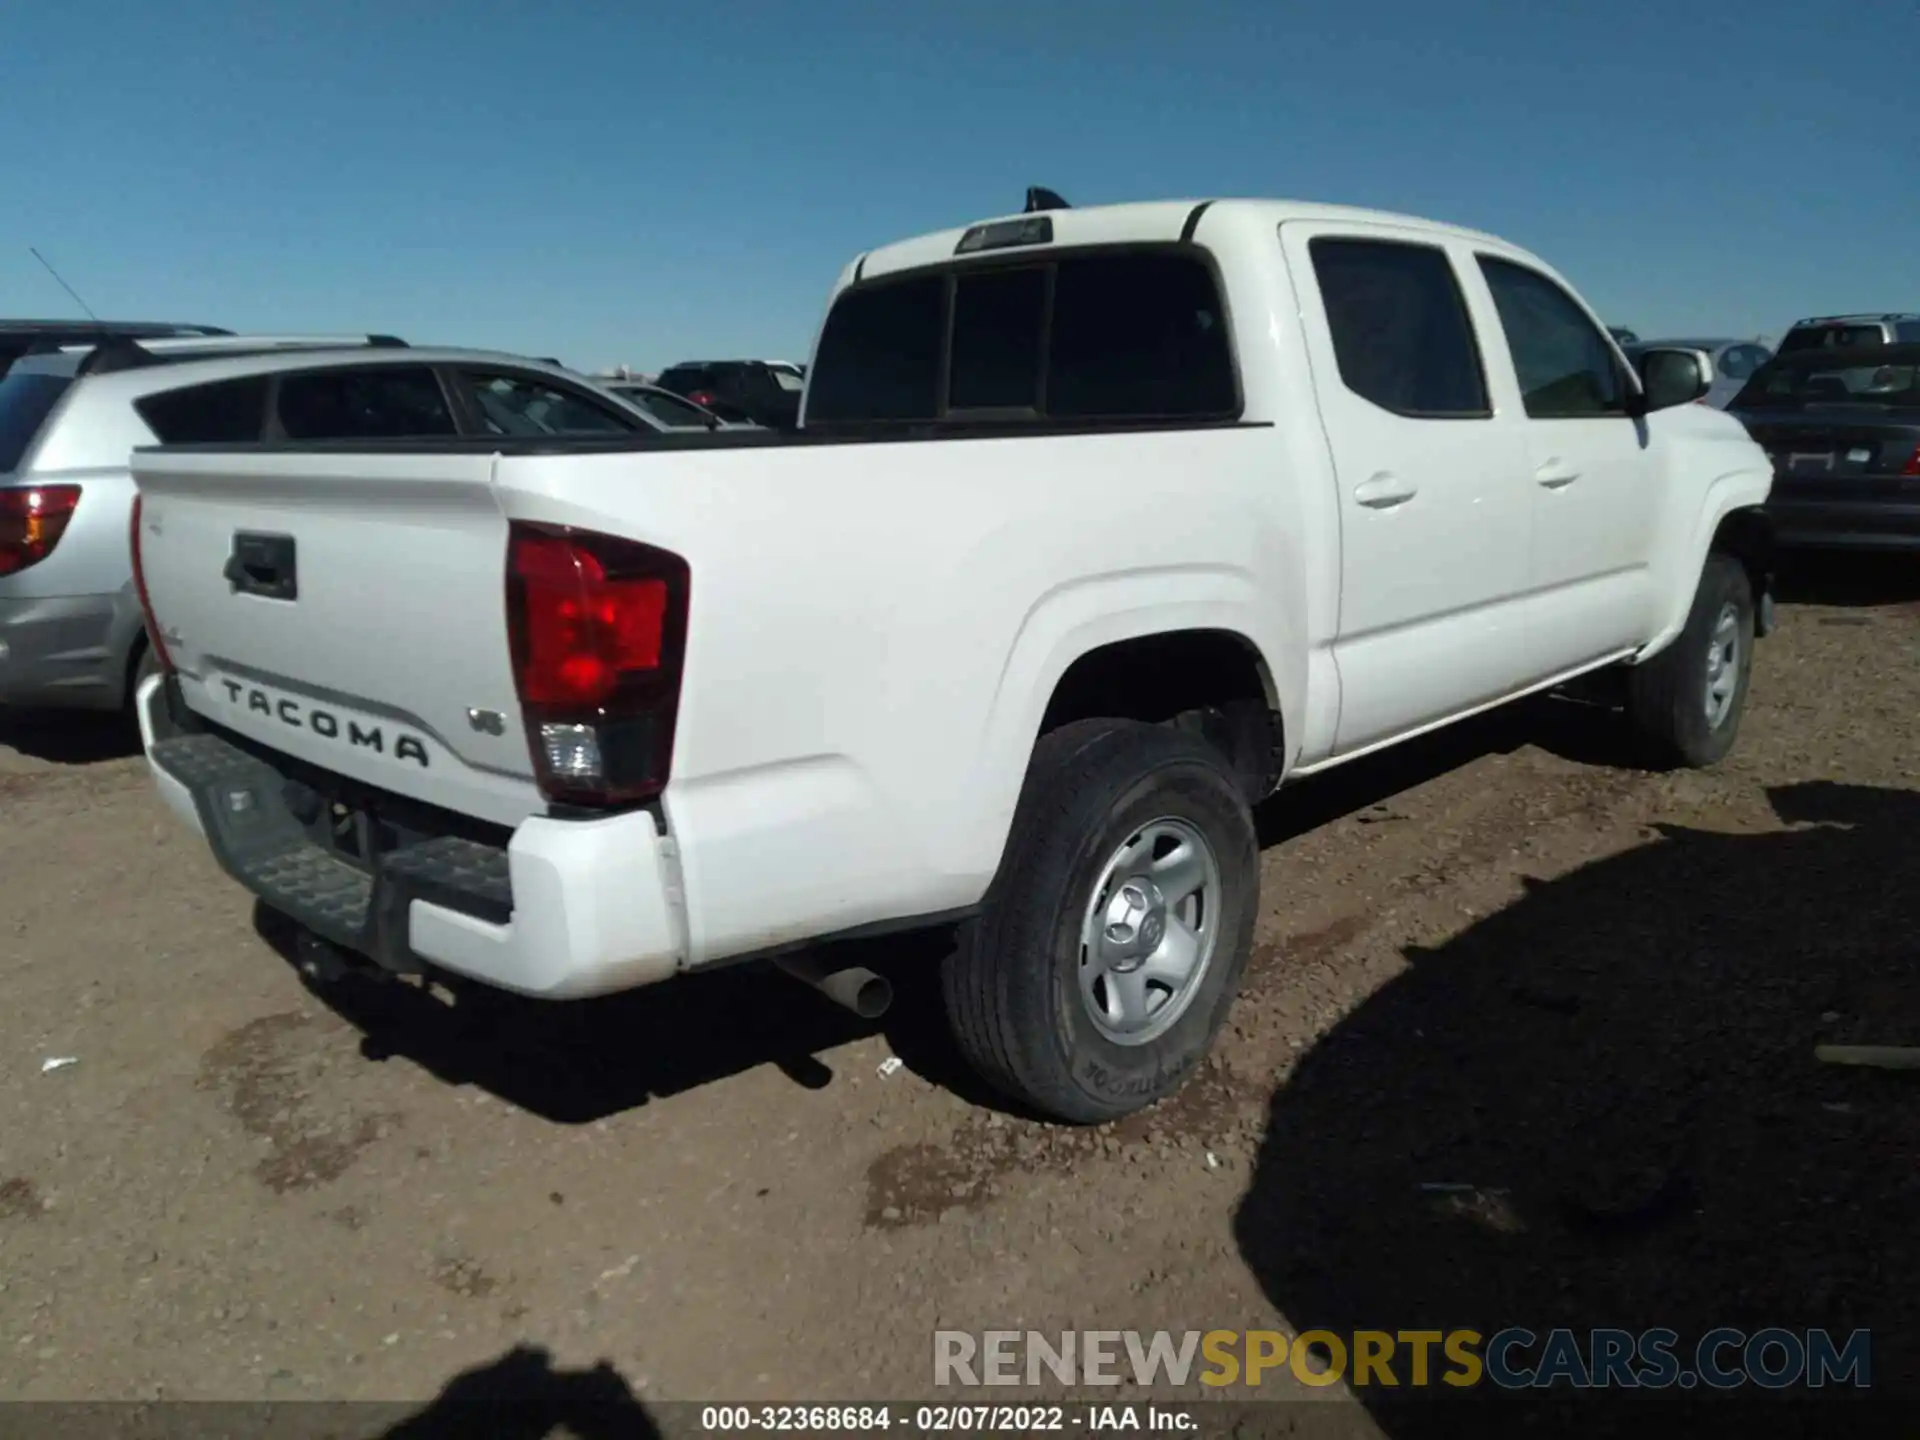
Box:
[130,197,1774,1122]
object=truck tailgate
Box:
[133,448,543,829]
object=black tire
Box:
[128,639,161,706]
[942,718,1260,1124]
[1626,553,1755,769]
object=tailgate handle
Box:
[224,532,298,601]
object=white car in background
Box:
[602,379,760,430]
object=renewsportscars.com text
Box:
[934,1327,1872,1391]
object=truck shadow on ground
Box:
[0,707,140,765]
[257,690,1643,1126]
[253,902,994,1122]
[1774,551,1920,610]
[1234,780,1919,1438]
[1256,691,1639,849]
[375,1343,660,1439]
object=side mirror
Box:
[1633,346,1713,413]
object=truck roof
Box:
[853,198,1507,282]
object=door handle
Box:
[1535,460,1580,489]
[1354,474,1418,509]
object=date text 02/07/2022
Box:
[697,1403,1197,1432]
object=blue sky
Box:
[4,0,1913,372]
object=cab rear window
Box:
[805,248,1239,426]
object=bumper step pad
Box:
[150,730,511,967]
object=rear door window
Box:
[1309,238,1489,417]
[137,376,270,444]
[0,373,73,471]
[275,366,457,440]
[454,371,648,436]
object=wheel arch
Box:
[1639,472,1775,663]
[1037,626,1286,800]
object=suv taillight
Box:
[506,522,690,808]
[0,485,81,578]
[1903,444,1920,478]
[129,494,173,675]
[688,390,717,407]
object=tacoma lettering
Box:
[219,679,428,768]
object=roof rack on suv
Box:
[69,333,410,376]
[0,319,231,337]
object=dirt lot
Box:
[2,556,1917,1435]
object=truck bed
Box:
[130,418,1302,967]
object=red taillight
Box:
[129,494,173,675]
[688,391,717,407]
[1903,444,1920,478]
[0,484,81,578]
[506,522,689,807]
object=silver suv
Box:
[0,337,679,716]
[1777,314,1920,355]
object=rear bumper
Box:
[137,674,685,999]
[0,592,125,710]
[1766,496,1920,551]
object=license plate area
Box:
[314,798,405,873]
[146,700,515,967]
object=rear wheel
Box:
[942,718,1260,1123]
[124,640,161,723]
[1626,553,1754,769]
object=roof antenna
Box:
[1025,187,1070,213]
[28,247,100,322]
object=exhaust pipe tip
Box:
[774,954,893,1019]
[842,971,893,1020]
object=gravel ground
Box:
[1,555,1915,1437]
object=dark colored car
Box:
[653,360,803,430]
[1729,343,1920,550]
[0,319,229,378]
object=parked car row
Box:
[651,359,806,429]
[1614,315,1920,550]
[1726,340,1920,551]
[0,333,753,718]
[1605,314,1920,548]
